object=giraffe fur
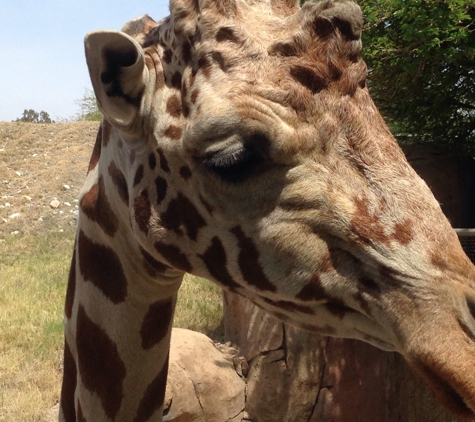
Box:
[60,0,475,420]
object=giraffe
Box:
[60,0,475,420]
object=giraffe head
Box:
[84,0,475,416]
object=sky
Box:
[0,1,170,122]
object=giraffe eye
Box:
[203,144,264,182]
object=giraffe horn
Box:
[269,0,363,59]
[308,0,364,40]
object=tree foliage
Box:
[75,88,102,121]
[15,109,53,123]
[359,0,475,153]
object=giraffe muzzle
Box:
[400,295,475,418]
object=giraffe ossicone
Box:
[60,0,475,420]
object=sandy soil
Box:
[0,121,99,238]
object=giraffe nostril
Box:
[466,296,475,321]
[457,296,475,342]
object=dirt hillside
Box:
[0,121,99,238]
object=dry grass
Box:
[0,122,223,422]
[0,232,71,422]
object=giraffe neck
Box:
[60,122,184,422]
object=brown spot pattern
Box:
[216,27,240,43]
[155,176,168,205]
[325,300,354,319]
[313,16,334,39]
[76,305,126,420]
[269,41,300,57]
[101,119,112,147]
[199,237,241,290]
[60,340,77,422]
[148,153,157,170]
[164,125,183,140]
[230,226,276,292]
[140,298,174,350]
[392,219,414,245]
[290,65,327,94]
[295,275,326,301]
[179,165,192,180]
[108,161,129,205]
[134,357,169,422]
[87,126,102,174]
[191,89,200,104]
[182,42,192,64]
[140,246,169,277]
[211,51,229,72]
[199,194,213,214]
[134,164,145,187]
[163,49,173,64]
[78,230,128,304]
[65,244,76,319]
[157,148,170,173]
[134,190,152,234]
[166,95,182,117]
[358,277,381,293]
[197,56,212,78]
[171,71,182,89]
[160,192,206,241]
[154,241,192,272]
[350,196,390,246]
[182,99,190,118]
[80,176,119,237]
[263,297,314,315]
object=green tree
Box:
[359,0,475,153]
[15,109,53,123]
[75,88,102,121]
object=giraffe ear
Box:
[84,30,148,131]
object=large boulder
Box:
[164,328,247,422]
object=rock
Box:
[9,212,20,219]
[224,292,324,422]
[50,199,60,209]
[164,328,246,422]
[62,184,71,190]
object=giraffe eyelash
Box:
[203,145,264,182]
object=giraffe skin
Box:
[60,0,475,420]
